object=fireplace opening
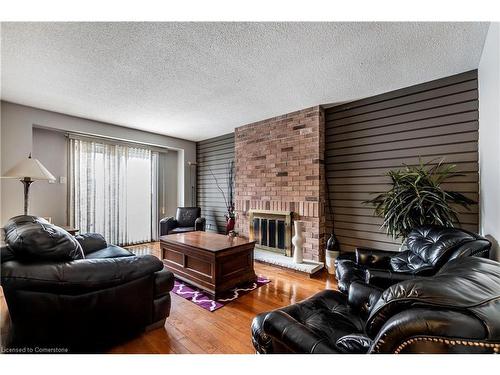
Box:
[249,210,292,256]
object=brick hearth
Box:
[234,106,326,262]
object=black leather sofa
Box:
[1,215,174,352]
[335,225,491,293]
[252,256,500,354]
[159,206,206,235]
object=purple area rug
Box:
[172,276,271,312]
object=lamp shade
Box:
[3,155,56,181]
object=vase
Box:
[292,221,305,264]
[325,250,339,274]
[325,233,340,273]
[326,233,339,252]
[225,216,235,235]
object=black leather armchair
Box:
[252,256,500,354]
[159,207,206,235]
[335,225,491,293]
[1,215,175,352]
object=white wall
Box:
[0,101,196,225]
[479,22,500,261]
[31,127,68,225]
[159,151,179,219]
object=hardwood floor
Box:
[0,242,338,354]
[0,286,10,349]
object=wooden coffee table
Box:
[160,231,257,299]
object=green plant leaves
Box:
[363,158,476,240]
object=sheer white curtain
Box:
[69,137,157,246]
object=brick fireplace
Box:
[234,106,326,262]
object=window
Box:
[69,136,159,246]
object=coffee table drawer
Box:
[162,244,215,286]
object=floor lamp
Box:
[2,153,56,215]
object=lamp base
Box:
[21,177,34,215]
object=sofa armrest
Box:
[159,217,178,235]
[1,255,163,294]
[348,281,383,317]
[366,268,413,282]
[370,308,488,353]
[75,232,107,255]
[335,258,369,294]
[449,239,492,260]
[195,217,206,231]
[150,267,175,324]
[154,267,175,298]
[251,310,339,353]
[355,248,396,268]
[1,243,15,263]
[366,265,437,289]
[412,265,437,276]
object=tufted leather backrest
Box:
[4,215,84,262]
[366,257,500,339]
[175,207,201,227]
[389,226,488,272]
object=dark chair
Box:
[159,207,206,235]
[0,215,174,352]
[335,225,491,293]
[252,256,500,354]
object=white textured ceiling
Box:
[1,22,490,141]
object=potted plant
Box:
[210,161,235,235]
[364,159,476,241]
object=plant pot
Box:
[325,250,339,275]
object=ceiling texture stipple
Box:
[0,22,490,141]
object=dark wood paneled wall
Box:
[325,70,479,252]
[197,133,235,233]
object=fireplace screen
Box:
[249,210,292,256]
